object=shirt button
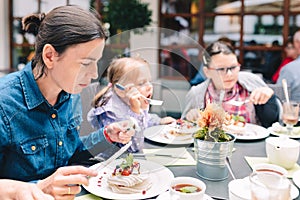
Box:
[58,141,63,146]
[51,114,56,119]
[77,126,80,130]
[31,146,36,151]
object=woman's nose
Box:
[89,64,98,79]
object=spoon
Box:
[282,79,290,103]
[219,90,225,104]
[227,99,250,106]
[115,83,163,106]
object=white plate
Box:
[144,125,195,145]
[227,123,270,140]
[83,159,174,200]
[268,126,300,139]
[229,177,299,200]
[156,190,213,200]
[293,170,300,189]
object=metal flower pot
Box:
[194,133,236,181]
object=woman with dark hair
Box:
[0,5,133,199]
[182,41,279,128]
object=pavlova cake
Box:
[107,154,152,194]
[222,114,246,135]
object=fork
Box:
[115,83,163,106]
[227,99,250,106]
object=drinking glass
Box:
[249,171,290,200]
[282,101,299,135]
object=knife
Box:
[133,153,187,159]
[94,140,132,171]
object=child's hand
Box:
[160,117,176,125]
[250,87,274,105]
[116,83,143,114]
[106,122,135,144]
[126,87,143,113]
[186,108,201,122]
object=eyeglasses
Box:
[208,66,240,75]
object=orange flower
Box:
[198,103,229,132]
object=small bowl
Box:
[170,177,206,200]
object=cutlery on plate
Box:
[227,99,250,106]
[94,141,133,171]
[115,83,163,106]
[134,153,187,159]
[225,156,236,180]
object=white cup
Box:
[253,163,288,176]
[170,177,206,200]
[265,136,300,169]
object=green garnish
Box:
[120,153,134,170]
[180,186,198,193]
[232,115,245,122]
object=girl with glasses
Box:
[182,41,279,128]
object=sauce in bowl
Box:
[172,184,201,193]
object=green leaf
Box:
[180,186,198,193]
[232,115,245,122]
[120,153,134,169]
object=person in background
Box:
[0,179,54,200]
[277,30,300,103]
[272,37,298,83]
[182,41,279,128]
[0,5,134,200]
[88,57,175,152]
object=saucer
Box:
[156,190,213,200]
[229,177,299,200]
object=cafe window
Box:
[8,0,91,72]
[159,0,300,82]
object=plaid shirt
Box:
[205,82,257,124]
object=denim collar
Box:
[20,62,70,110]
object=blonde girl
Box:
[88,57,174,152]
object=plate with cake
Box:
[83,154,174,199]
[222,115,269,140]
[144,119,198,145]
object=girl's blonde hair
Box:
[91,56,149,107]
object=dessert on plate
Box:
[222,114,246,135]
[107,154,152,194]
[166,119,198,140]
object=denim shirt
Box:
[0,63,107,181]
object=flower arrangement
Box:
[193,103,233,142]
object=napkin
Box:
[75,194,102,200]
[142,147,196,166]
[244,156,300,178]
